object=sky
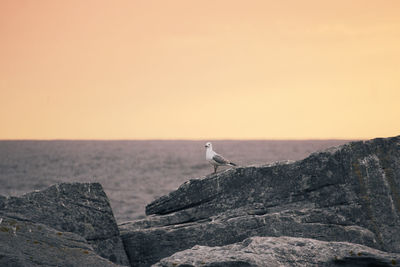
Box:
[1,0,399,140]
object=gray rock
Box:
[154,236,400,267]
[120,135,400,266]
[0,215,120,267]
[0,182,129,266]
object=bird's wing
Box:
[212,153,230,165]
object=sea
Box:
[0,140,352,223]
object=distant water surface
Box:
[0,140,352,222]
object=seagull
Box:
[205,142,237,173]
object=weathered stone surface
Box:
[120,136,400,266]
[154,236,400,267]
[0,215,120,267]
[0,182,129,266]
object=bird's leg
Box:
[214,165,218,173]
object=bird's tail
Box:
[229,162,237,166]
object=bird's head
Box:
[205,142,212,149]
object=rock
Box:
[0,215,120,267]
[0,182,129,266]
[154,236,400,267]
[120,135,400,266]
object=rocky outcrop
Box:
[0,215,119,266]
[0,182,129,266]
[120,136,400,266]
[155,236,400,267]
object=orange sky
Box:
[1,0,399,140]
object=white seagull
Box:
[205,142,237,173]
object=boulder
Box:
[120,135,400,266]
[0,182,129,266]
[0,215,120,267]
[154,236,400,267]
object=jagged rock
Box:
[0,182,129,266]
[0,215,120,267]
[154,236,400,267]
[120,136,400,266]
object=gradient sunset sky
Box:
[1,1,399,140]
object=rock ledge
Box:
[120,136,400,266]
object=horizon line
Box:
[0,138,364,142]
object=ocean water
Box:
[0,140,351,223]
